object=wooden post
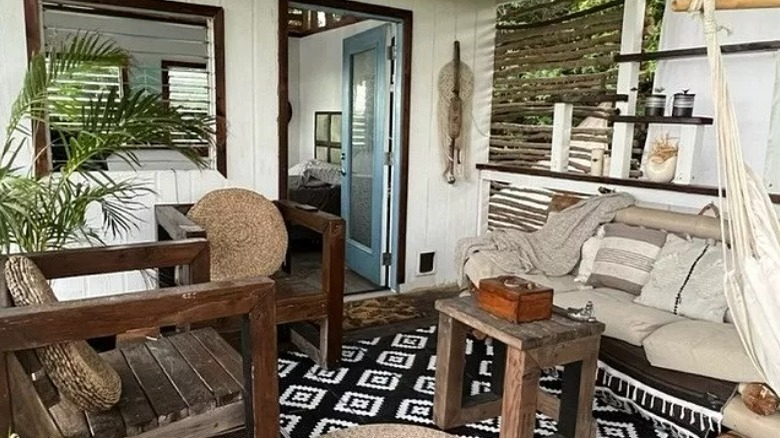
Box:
[243,287,279,438]
[674,125,705,184]
[610,0,647,178]
[320,220,345,369]
[551,103,574,172]
[476,174,491,235]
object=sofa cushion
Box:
[643,320,764,383]
[464,252,582,293]
[587,223,667,294]
[553,288,683,346]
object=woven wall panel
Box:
[490,1,623,172]
[487,181,590,232]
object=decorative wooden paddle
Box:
[445,41,462,184]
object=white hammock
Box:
[689,0,780,393]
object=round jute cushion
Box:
[321,424,456,438]
[188,188,288,281]
[3,256,121,412]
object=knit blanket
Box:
[456,192,634,285]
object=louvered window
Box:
[162,62,211,157]
[41,3,216,171]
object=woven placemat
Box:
[188,188,288,281]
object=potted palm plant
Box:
[0,34,214,253]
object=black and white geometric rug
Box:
[278,325,722,438]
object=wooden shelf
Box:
[476,163,780,204]
[614,40,780,63]
[611,115,713,125]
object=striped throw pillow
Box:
[587,223,667,294]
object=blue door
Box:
[342,25,389,285]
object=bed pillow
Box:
[635,234,729,322]
[575,226,605,283]
[586,223,667,294]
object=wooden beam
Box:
[550,103,574,172]
[672,0,780,11]
[615,40,780,62]
[0,277,273,351]
[7,239,209,280]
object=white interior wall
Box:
[653,4,780,188]
[293,20,385,165]
[0,0,496,297]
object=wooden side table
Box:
[433,296,605,438]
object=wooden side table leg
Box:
[433,313,468,429]
[500,346,540,438]
[559,350,599,438]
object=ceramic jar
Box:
[672,91,695,117]
[645,94,667,116]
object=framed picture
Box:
[314,111,342,164]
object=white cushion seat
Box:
[553,288,683,346]
[464,252,583,293]
[642,320,764,383]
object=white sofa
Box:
[462,204,779,437]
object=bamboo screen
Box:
[486,181,591,232]
[491,0,624,173]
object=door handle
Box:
[341,168,347,176]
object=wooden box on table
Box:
[476,276,552,323]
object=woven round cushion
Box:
[321,424,456,438]
[188,188,288,281]
[3,256,121,412]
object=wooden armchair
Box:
[0,239,279,438]
[155,199,345,368]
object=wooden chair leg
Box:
[320,220,345,369]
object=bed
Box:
[287,159,342,216]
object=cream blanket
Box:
[456,193,634,285]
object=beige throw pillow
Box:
[635,234,729,322]
[575,226,605,283]
[587,223,667,294]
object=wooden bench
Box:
[0,239,279,438]
[156,199,345,368]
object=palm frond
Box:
[1,32,215,254]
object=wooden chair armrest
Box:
[155,204,205,240]
[274,199,344,234]
[0,276,274,352]
[1,239,210,281]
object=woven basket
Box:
[3,256,121,412]
[188,188,288,281]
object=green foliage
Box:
[0,33,214,254]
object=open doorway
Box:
[279,0,412,294]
